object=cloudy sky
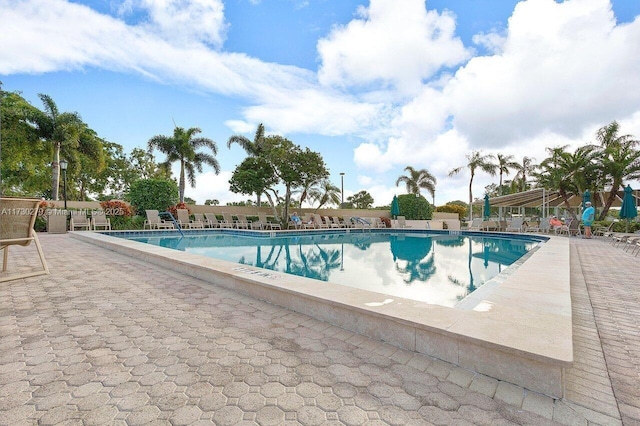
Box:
[1,0,639,207]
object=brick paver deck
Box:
[0,233,636,425]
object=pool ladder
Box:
[159,212,185,237]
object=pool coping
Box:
[71,229,572,398]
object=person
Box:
[549,216,563,229]
[581,201,595,238]
[291,212,302,226]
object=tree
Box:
[30,94,86,200]
[395,166,437,202]
[229,157,278,206]
[448,151,497,220]
[512,156,537,192]
[309,180,341,211]
[148,126,220,203]
[205,199,219,206]
[593,121,640,219]
[227,123,267,205]
[128,178,179,214]
[347,190,374,209]
[496,154,520,195]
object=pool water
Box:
[129,232,539,308]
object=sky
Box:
[1,0,640,207]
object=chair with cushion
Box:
[1,197,50,282]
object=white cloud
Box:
[184,170,245,204]
[118,0,228,48]
[317,0,470,96]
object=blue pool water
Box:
[126,231,541,308]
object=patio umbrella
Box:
[582,190,591,209]
[483,194,491,220]
[619,185,637,232]
[391,195,400,219]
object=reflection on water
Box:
[130,233,537,308]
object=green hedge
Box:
[128,179,179,216]
[397,194,433,220]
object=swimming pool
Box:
[127,231,541,308]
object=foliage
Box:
[229,157,277,202]
[346,190,374,209]
[380,217,392,228]
[204,199,219,205]
[99,200,133,217]
[449,150,497,219]
[109,215,146,231]
[395,166,436,199]
[397,194,433,220]
[167,202,190,218]
[148,126,220,203]
[184,197,196,204]
[436,203,467,219]
[309,180,341,211]
[128,179,179,215]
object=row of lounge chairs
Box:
[63,210,111,231]
[288,213,387,230]
[598,226,640,256]
[466,216,584,236]
[144,210,282,230]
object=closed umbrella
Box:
[619,185,637,232]
[483,194,491,220]
[391,195,400,219]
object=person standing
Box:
[582,201,595,238]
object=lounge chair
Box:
[257,213,281,230]
[396,216,411,229]
[567,219,582,237]
[177,209,203,229]
[1,197,50,282]
[235,214,252,229]
[144,210,174,229]
[331,216,346,228]
[205,213,232,228]
[466,218,482,230]
[193,213,208,228]
[593,222,614,239]
[526,217,550,233]
[221,213,241,229]
[91,210,111,231]
[506,217,524,232]
[372,217,386,228]
[323,216,340,228]
[314,214,329,229]
[351,217,372,228]
[70,211,91,231]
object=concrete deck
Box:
[1,233,638,425]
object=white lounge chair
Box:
[144,210,174,229]
[205,213,232,228]
[1,197,50,282]
[506,217,524,232]
[397,216,411,229]
[258,212,281,230]
[177,209,203,229]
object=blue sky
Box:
[1,0,640,207]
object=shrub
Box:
[167,202,190,219]
[128,179,179,215]
[397,194,433,220]
[436,203,467,219]
[99,200,133,217]
[380,217,391,228]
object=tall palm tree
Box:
[148,126,220,203]
[448,151,497,220]
[496,154,520,195]
[395,166,437,202]
[511,156,537,193]
[309,180,341,211]
[227,123,267,205]
[31,94,85,200]
[594,121,640,219]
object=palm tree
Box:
[448,151,497,220]
[227,123,267,205]
[594,121,640,219]
[496,154,519,195]
[309,180,341,211]
[511,156,537,192]
[395,166,437,203]
[535,146,586,220]
[148,126,220,203]
[31,94,85,200]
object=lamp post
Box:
[59,159,68,210]
[340,172,345,207]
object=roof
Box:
[473,187,640,209]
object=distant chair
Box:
[235,214,252,229]
[177,209,203,229]
[567,219,582,237]
[323,216,340,228]
[466,218,482,230]
[91,210,111,231]
[351,217,372,229]
[397,216,411,229]
[144,210,174,229]
[526,217,550,233]
[205,213,231,229]
[372,217,386,228]
[314,214,329,229]
[70,211,91,231]
[222,212,242,229]
[331,216,347,228]
[1,197,50,282]
[257,212,281,230]
[193,213,208,228]
[506,217,524,233]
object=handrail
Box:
[159,212,185,237]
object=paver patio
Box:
[0,233,637,425]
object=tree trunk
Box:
[179,161,186,203]
[51,142,61,200]
[558,188,577,220]
[468,173,474,220]
[598,182,621,220]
